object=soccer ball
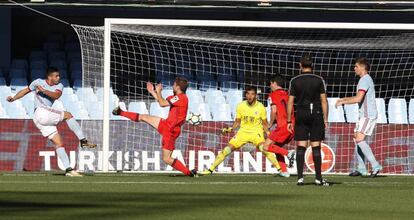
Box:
[187,112,202,126]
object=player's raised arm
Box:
[147,82,169,107]
[335,91,365,107]
[6,87,31,102]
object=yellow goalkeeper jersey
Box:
[236,100,267,133]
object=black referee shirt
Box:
[289,72,326,111]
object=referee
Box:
[287,54,330,186]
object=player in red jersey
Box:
[259,76,295,177]
[112,77,197,177]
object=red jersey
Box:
[166,93,188,128]
[268,89,295,128]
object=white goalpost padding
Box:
[72,19,414,174]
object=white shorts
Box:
[354,117,377,136]
[33,106,64,139]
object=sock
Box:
[56,147,71,170]
[120,110,140,121]
[209,146,232,171]
[267,144,289,156]
[66,118,85,140]
[356,145,367,172]
[258,146,281,170]
[277,154,287,172]
[358,141,379,168]
[312,146,322,181]
[296,146,306,180]
[171,159,191,176]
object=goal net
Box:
[72,19,414,174]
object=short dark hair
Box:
[270,76,285,87]
[300,53,313,69]
[174,76,189,93]
[245,86,257,94]
[355,57,370,71]
[46,67,59,77]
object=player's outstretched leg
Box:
[162,149,197,177]
[113,106,140,121]
[355,133,382,177]
[200,145,234,175]
[50,134,82,177]
[63,112,96,149]
[259,139,289,177]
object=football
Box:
[187,112,202,126]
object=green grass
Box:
[0,173,413,220]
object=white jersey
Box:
[357,74,377,119]
[29,79,63,109]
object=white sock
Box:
[56,147,71,170]
[356,145,367,172]
[66,118,85,140]
[358,141,379,168]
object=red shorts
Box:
[157,119,181,151]
[269,126,294,145]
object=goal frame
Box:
[102,18,414,172]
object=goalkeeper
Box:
[200,86,282,175]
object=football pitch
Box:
[0,173,413,220]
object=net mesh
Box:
[72,22,414,174]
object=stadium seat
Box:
[187,89,204,104]
[87,101,103,119]
[10,78,28,91]
[150,102,169,118]
[95,87,115,101]
[128,101,149,114]
[198,80,217,91]
[50,60,67,72]
[71,70,82,81]
[70,61,82,72]
[4,101,29,119]
[60,78,70,87]
[0,77,6,86]
[161,89,173,99]
[189,103,212,121]
[0,104,8,118]
[73,79,82,89]
[30,60,47,70]
[64,100,89,119]
[0,86,12,99]
[76,88,97,103]
[31,68,46,80]
[227,91,243,119]
[344,103,359,123]
[220,81,238,91]
[30,51,47,61]
[62,87,74,95]
[225,89,243,102]
[211,103,232,121]
[9,68,27,78]
[43,42,61,52]
[60,93,79,107]
[21,93,35,117]
[376,98,387,123]
[409,99,414,124]
[204,89,225,105]
[11,59,29,71]
[48,51,66,63]
[327,98,345,122]
[388,98,408,124]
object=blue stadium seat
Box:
[43,42,61,52]
[73,79,82,89]
[0,77,6,86]
[71,70,82,81]
[327,98,345,122]
[48,51,66,63]
[60,78,70,87]
[31,69,46,80]
[11,59,29,71]
[9,68,27,78]
[198,80,217,91]
[30,51,47,61]
[128,101,149,114]
[388,98,408,124]
[30,60,47,70]
[10,78,28,88]
[376,98,387,124]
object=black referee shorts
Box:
[294,109,325,141]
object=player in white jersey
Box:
[335,58,382,177]
[6,67,96,176]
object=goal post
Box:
[73,19,414,174]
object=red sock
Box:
[171,159,191,176]
[120,110,140,121]
[277,154,287,172]
[267,144,288,156]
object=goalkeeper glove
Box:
[221,127,233,135]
